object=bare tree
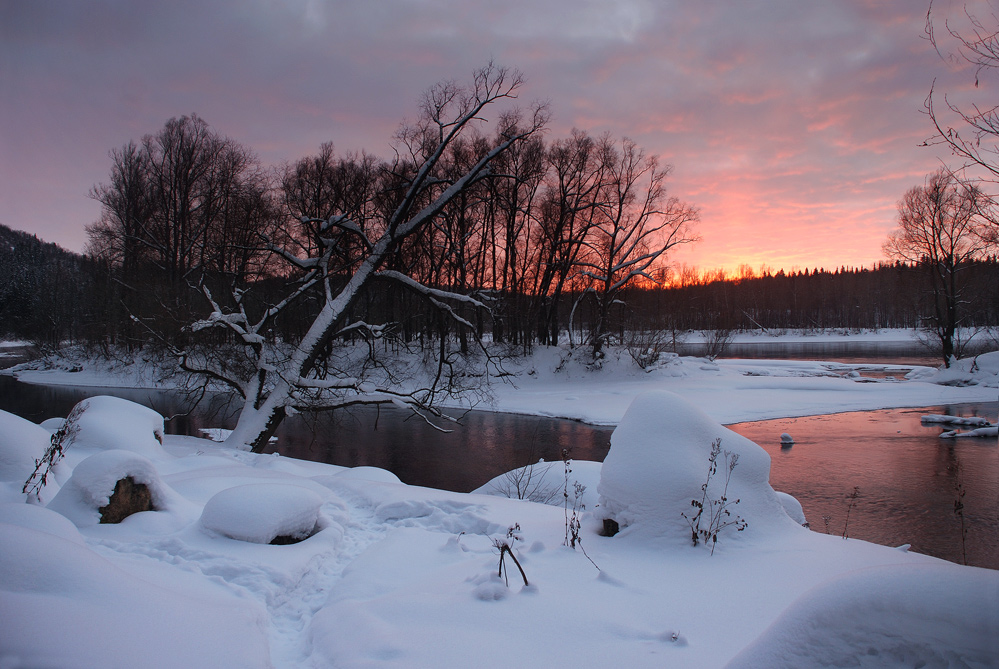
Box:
[87,116,271,342]
[924,1,999,244]
[532,129,608,345]
[883,169,990,365]
[574,137,698,358]
[181,65,547,451]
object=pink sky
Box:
[0,0,985,275]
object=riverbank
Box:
[4,337,998,427]
[2,389,997,668]
[2,339,997,667]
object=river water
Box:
[1,350,996,569]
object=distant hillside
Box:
[0,223,100,345]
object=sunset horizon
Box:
[1,1,990,274]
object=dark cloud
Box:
[0,0,981,271]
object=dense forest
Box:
[3,219,996,353]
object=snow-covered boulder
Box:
[47,450,174,527]
[597,390,800,545]
[61,395,168,458]
[200,483,326,544]
[0,410,50,486]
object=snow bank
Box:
[333,465,402,484]
[940,425,999,438]
[0,410,50,488]
[921,414,993,426]
[774,491,807,526]
[598,391,800,544]
[200,483,328,544]
[726,563,999,668]
[47,449,180,527]
[0,521,270,668]
[928,350,999,387]
[0,502,84,545]
[64,395,168,458]
[472,459,601,510]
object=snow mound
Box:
[0,502,84,545]
[473,459,601,511]
[0,522,270,668]
[63,395,168,458]
[931,351,999,387]
[0,409,50,485]
[940,425,998,438]
[598,390,800,544]
[200,483,327,544]
[333,466,402,484]
[726,563,999,668]
[921,414,992,426]
[774,491,807,526]
[39,417,65,433]
[47,450,175,527]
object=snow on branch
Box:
[376,270,489,311]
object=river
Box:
[1,348,996,569]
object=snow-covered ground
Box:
[4,336,998,427]
[1,345,998,667]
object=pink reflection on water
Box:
[729,403,999,569]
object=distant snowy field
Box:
[1,343,997,667]
[4,332,998,426]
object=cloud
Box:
[0,0,977,272]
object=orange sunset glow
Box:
[0,0,987,273]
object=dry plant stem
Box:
[842,486,860,539]
[496,543,529,587]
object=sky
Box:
[0,0,987,275]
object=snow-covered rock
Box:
[47,450,176,527]
[597,390,800,544]
[0,410,50,486]
[63,395,168,458]
[780,432,794,445]
[921,414,993,426]
[200,483,328,544]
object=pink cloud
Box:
[0,0,980,278]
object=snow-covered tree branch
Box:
[176,64,547,452]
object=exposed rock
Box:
[99,477,154,524]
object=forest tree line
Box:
[3,109,998,359]
[4,216,996,352]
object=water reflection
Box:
[728,404,998,569]
[1,374,995,569]
[0,376,612,492]
[271,407,612,492]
